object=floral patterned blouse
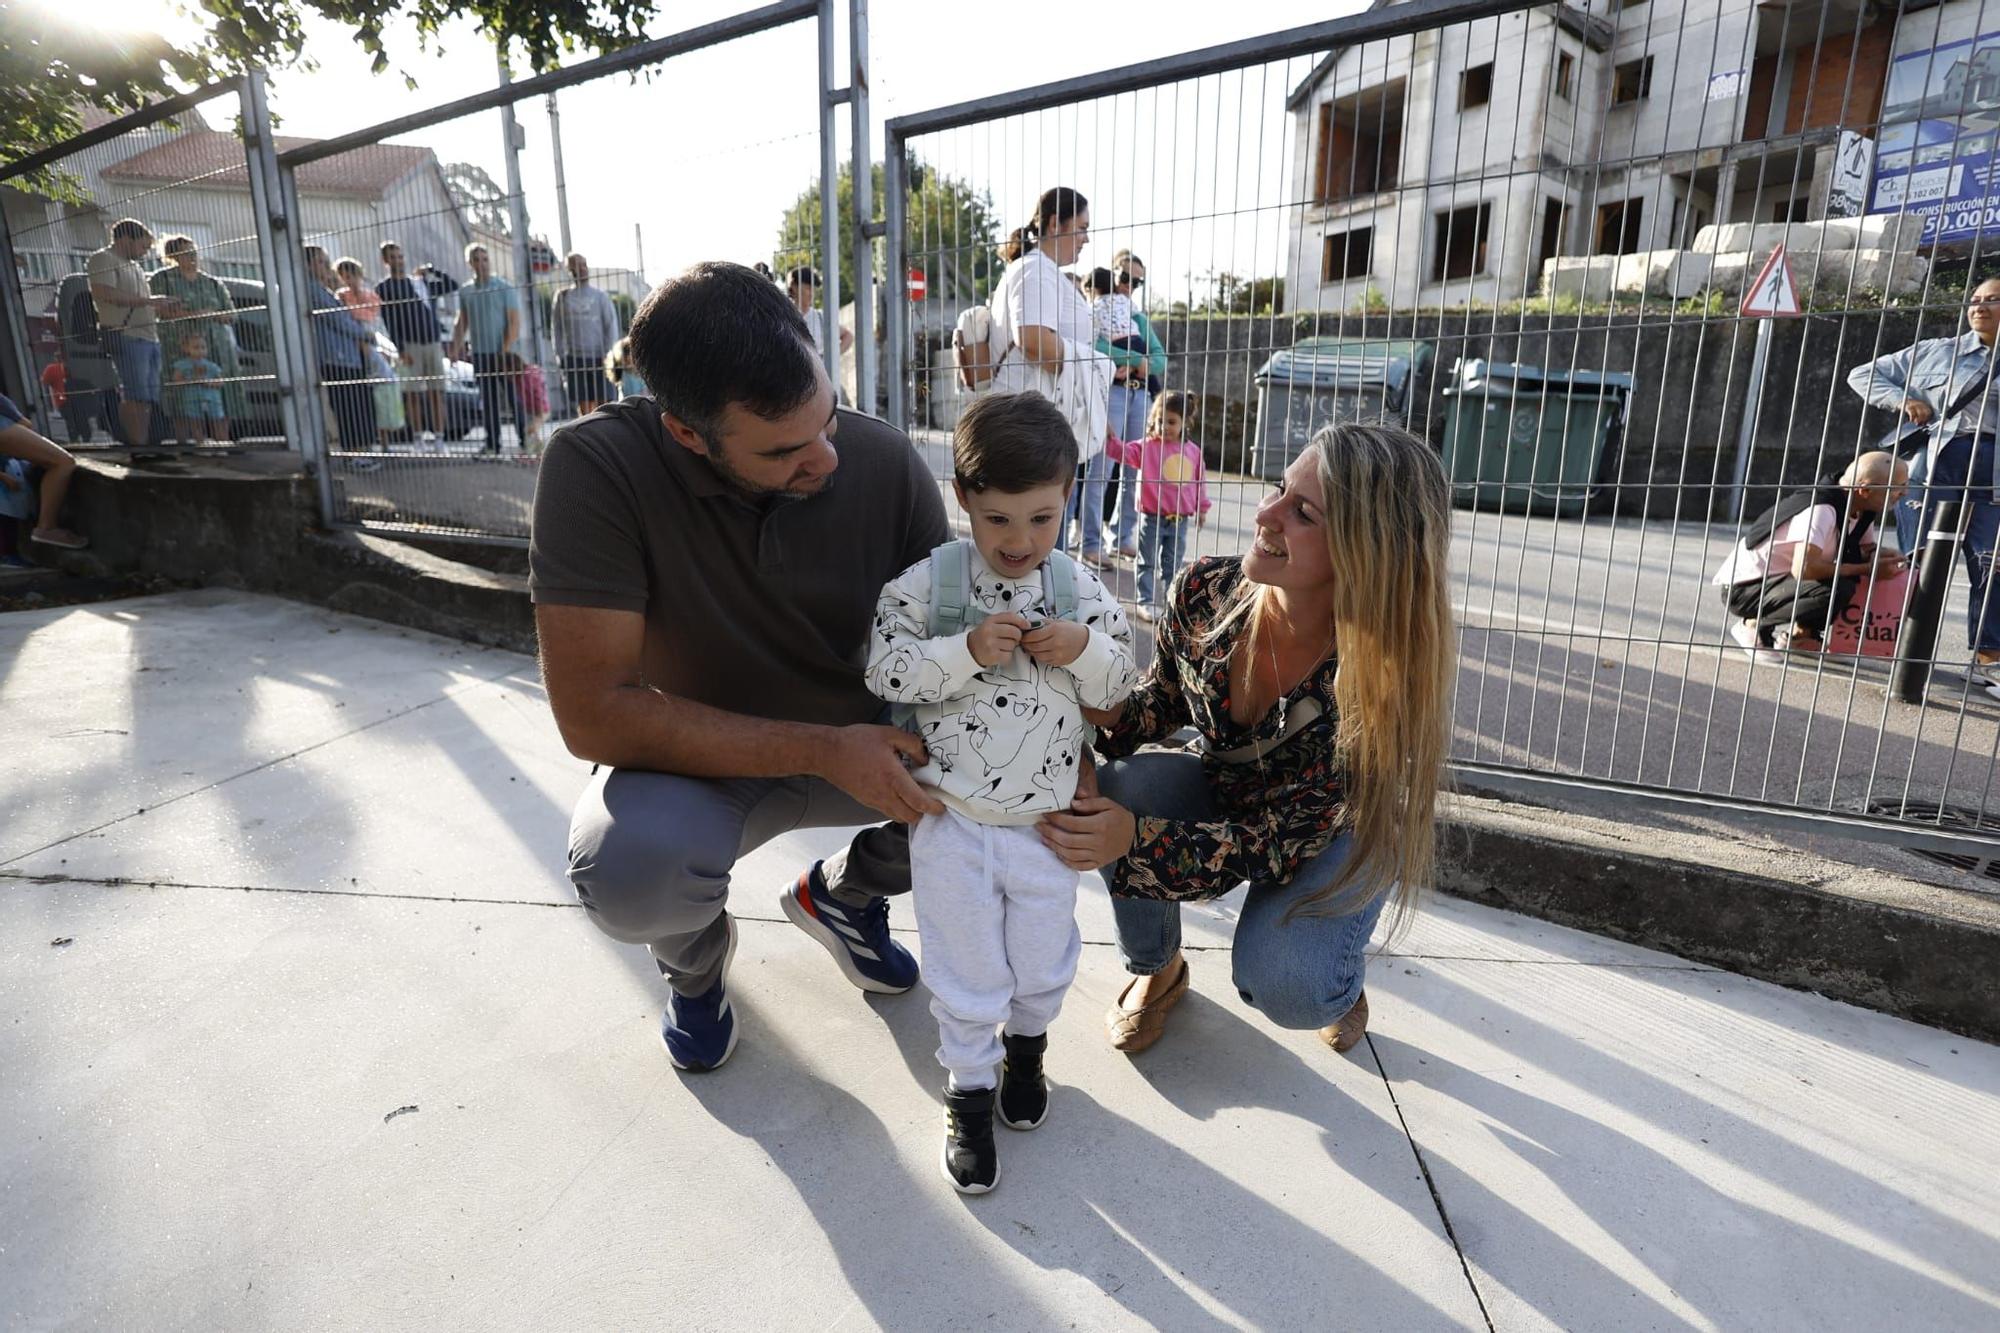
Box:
[1095,555,1347,901]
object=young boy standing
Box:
[867,392,1137,1194]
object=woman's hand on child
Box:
[968,613,1030,667]
[1022,619,1088,667]
[1038,796,1138,871]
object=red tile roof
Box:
[101,130,432,198]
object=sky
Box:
[82,0,1367,307]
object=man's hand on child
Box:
[0,470,21,492]
[969,613,1031,667]
[1022,619,1089,667]
[818,723,944,825]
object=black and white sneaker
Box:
[996,1031,1049,1130]
[941,1084,999,1194]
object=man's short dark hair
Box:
[379,240,401,258]
[110,218,150,243]
[954,393,1078,494]
[629,260,819,440]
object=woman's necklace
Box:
[1260,617,1334,733]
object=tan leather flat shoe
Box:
[1319,990,1369,1054]
[1106,956,1191,1054]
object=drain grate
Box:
[1867,800,2000,883]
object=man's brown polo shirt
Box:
[529,400,949,727]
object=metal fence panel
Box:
[1,84,289,452]
[270,4,835,542]
[882,0,2000,865]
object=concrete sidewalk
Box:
[4,591,1998,1331]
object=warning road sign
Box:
[1740,244,1802,318]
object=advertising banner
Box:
[1870,29,2000,243]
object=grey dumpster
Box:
[1250,338,1433,481]
[1439,358,1633,519]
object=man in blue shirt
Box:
[375,240,459,445]
[448,244,523,455]
[304,245,379,452]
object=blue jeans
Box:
[1066,447,1113,557]
[1895,433,2000,654]
[1137,512,1190,606]
[1108,382,1150,549]
[1096,752,1385,1030]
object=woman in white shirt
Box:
[987,187,1113,567]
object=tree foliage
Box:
[0,0,656,197]
[775,159,1002,311]
[1170,271,1287,318]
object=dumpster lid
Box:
[1255,337,1433,389]
[1447,357,1634,397]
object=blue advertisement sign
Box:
[1869,29,2000,243]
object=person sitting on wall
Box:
[1712,451,1908,655]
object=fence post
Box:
[848,0,875,415]
[239,72,321,512]
[816,0,842,388]
[0,214,43,432]
[276,159,339,527]
[882,134,907,432]
[546,93,573,259]
[1893,496,1964,703]
[497,56,546,377]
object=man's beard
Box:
[704,438,825,503]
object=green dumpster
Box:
[1250,338,1434,482]
[1440,358,1632,519]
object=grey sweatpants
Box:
[567,767,911,995]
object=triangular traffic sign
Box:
[1741,244,1802,317]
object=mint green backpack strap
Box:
[929,539,975,638]
[1040,550,1095,746]
[1041,549,1081,621]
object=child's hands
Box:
[1022,619,1089,667]
[968,613,1031,667]
[0,470,22,492]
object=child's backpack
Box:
[888,539,1086,732]
[952,305,1006,391]
[922,538,1082,635]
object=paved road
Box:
[5,590,1996,1330]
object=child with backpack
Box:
[866,391,1137,1195]
[1104,391,1210,622]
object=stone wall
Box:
[1150,307,1937,521]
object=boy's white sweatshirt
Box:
[866,542,1138,825]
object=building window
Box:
[1432,203,1492,281]
[1538,197,1568,270]
[1596,197,1646,255]
[1322,226,1374,282]
[1613,57,1654,104]
[1314,80,1405,204]
[1771,196,1810,224]
[1461,62,1494,110]
[1555,52,1575,101]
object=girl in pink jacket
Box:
[1104,391,1210,621]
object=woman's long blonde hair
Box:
[1202,423,1455,926]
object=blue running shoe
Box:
[662,914,738,1071]
[780,863,918,994]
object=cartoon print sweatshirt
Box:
[866,541,1138,825]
